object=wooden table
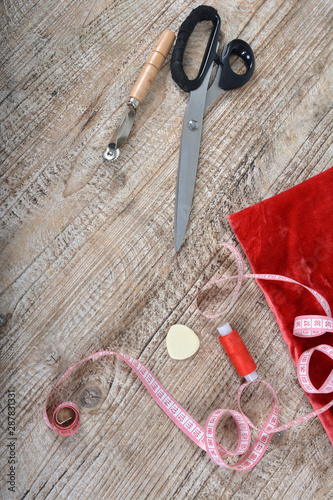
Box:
[1,0,332,498]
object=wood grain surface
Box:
[1,0,332,499]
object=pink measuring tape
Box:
[44,243,333,471]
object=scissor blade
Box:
[174,69,213,252]
[204,64,224,110]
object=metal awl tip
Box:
[103,144,119,162]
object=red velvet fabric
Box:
[228,167,333,444]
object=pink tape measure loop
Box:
[297,344,333,394]
[52,402,80,436]
[204,409,251,466]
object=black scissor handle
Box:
[219,39,255,90]
[171,5,220,92]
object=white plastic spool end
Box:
[244,370,258,382]
[217,322,233,337]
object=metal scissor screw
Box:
[188,119,199,130]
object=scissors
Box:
[171,5,255,251]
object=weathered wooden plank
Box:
[1,0,332,498]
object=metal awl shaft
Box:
[103,97,139,162]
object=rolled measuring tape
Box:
[44,244,333,470]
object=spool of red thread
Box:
[218,323,258,382]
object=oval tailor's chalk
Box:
[166,324,200,360]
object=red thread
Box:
[219,329,257,377]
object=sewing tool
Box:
[103,29,175,162]
[44,244,333,470]
[171,6,255,251]
[217,323,258,382]
[166,324,200,360]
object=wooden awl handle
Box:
[130,29,175,104]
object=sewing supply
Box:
[44,343,332,470]
[217,323,258,382]
[44,244,332,470]
[103,29,175,161]
[227,167,333,444]
[166,324,200,360]
[53,403,80,435]
[171,5,255,251]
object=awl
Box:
[103,29,175,162]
